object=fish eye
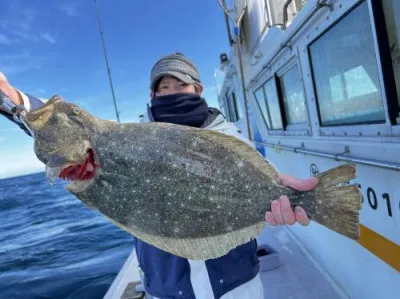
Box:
[72,107,80,115]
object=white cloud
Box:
[0,52,43,75]
[1,20,37,42]
[1,4,56,44]
[16,6,35,21]
[0,33,11,45]
[1,63,41,75]
[60,3,83,17]
[40,32,56,43]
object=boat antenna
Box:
[217,0,252,141]
[93,0,120,123]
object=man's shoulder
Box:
[203,108,254,148]
[202,107,235,133]
[201,107,223,128]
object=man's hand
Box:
[265,174,318,227]
[0,72,23,106]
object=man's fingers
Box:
[265,211,277,226]
[271,200,285,225]
[0,74,22,106]
[267,198,310,226]
[0,72,12,95]
[0,72,8,83]
[279,195,296,225]
[278,173,318,191]
[294,206,310,226]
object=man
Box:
[0,53,317,298]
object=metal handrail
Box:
[283,0,295,27]
[254,141,400,171]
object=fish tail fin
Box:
[309,164,362,240]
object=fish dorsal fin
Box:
[195,128,280,183]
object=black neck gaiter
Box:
[150,93,209,128]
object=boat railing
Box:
[254,141,400,171]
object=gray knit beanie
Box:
[150,52,201,92]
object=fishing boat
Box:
[105,0,399,298]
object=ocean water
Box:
[0,172,135,299]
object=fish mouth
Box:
[46,148,100,193]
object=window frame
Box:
[253,84,273,129]
[276,59,310,131]
[251,56,311,137]
[223,90,233,122]
[264,75,285,130]
[231,91,244,120]
[305,0,399,137]
[224,87,241,123]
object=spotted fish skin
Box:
[71,121,295,239]
[23,96,361,259]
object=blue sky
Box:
[0,0,230,178]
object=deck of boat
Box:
[104,224,348,299]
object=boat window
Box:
[382,0,400,110]
[225,91,240,122]
[277,65,308,125]
[254,78,284,130]
[265,79,284,129]
[308,1,386,126]
[232,92,244,120]
[254,86,272,129]
[223,92,232,122]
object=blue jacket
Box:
[3,94,260,299]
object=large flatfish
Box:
[23,96,362,260]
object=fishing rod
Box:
[93,0,121,123]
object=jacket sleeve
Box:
[206,116,256,149]
[17,89,46,112]
[219,122,255,149]
[0,90,46,137]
